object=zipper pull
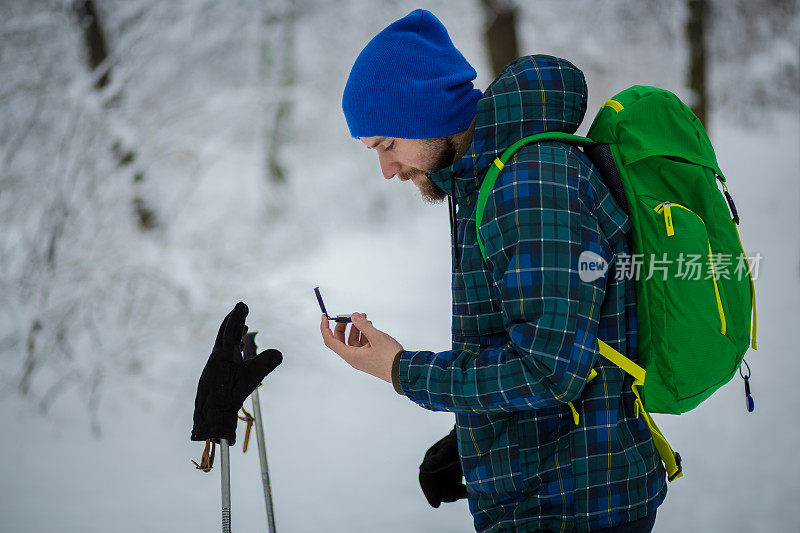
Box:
[744,376,754,412]
[722,183,740,225]
[662,202,675,237]
[740,358,754,413]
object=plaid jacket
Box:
[394,56,667,532]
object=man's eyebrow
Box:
[367,137,387,149]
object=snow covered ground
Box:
[1,115,798,533]
[1,2,798,532]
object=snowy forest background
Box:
[1,1,798,532]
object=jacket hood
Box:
[428,55,588,199]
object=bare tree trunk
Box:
[74,0,110,90]
[74,0,157,230]
[481,0,520,76]
[686,0,709,128]
[18,319,42,395]
[261,1,296,185]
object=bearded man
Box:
[321,9,666,533]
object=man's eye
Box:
[385,141,395,151]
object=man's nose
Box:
[377,150,400,180]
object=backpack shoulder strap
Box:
[475,132,595,261]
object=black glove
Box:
[419,427,467,508]
[190,302,282,445]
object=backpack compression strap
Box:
[599,340,683,481]
[475,132,684,482]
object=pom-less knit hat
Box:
[342,9,482,140]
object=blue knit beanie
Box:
[342,9,482,140]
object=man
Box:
[321,9,666,533]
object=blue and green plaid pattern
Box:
[396,56,666,532]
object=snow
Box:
[2,116,798,532]
[1,1,799,532]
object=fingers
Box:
[223,302,248,352]
[347,323,362,347]
[320,314,338,347]
[347,313,367,347]
[443,483,468,503]
[351,313,375,343]
[241,348,283,393]
[236,325,249,362]
[326,313,370,348]
[333,320,347,344]
[321,314,360,361]
[259,348,283,375]
[213,309,234,352]
[321,314,344,349]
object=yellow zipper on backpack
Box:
[659,201,675,236]
[655,201,696,234]
[653,201,727,336]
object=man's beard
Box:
[397,136,456,204]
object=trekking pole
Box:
[220,439,232,533]
[243,332,278,533]
[251,383,277,532]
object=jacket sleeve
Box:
[395,150,610,413]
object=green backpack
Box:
[475,85,758,481]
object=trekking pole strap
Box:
[192,439,216,472]
[238,407,255,453]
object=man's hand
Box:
[419,428,467,507]
[320,312,402,383]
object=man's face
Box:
[360,136,456,203]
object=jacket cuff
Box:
[391,349,405,395]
